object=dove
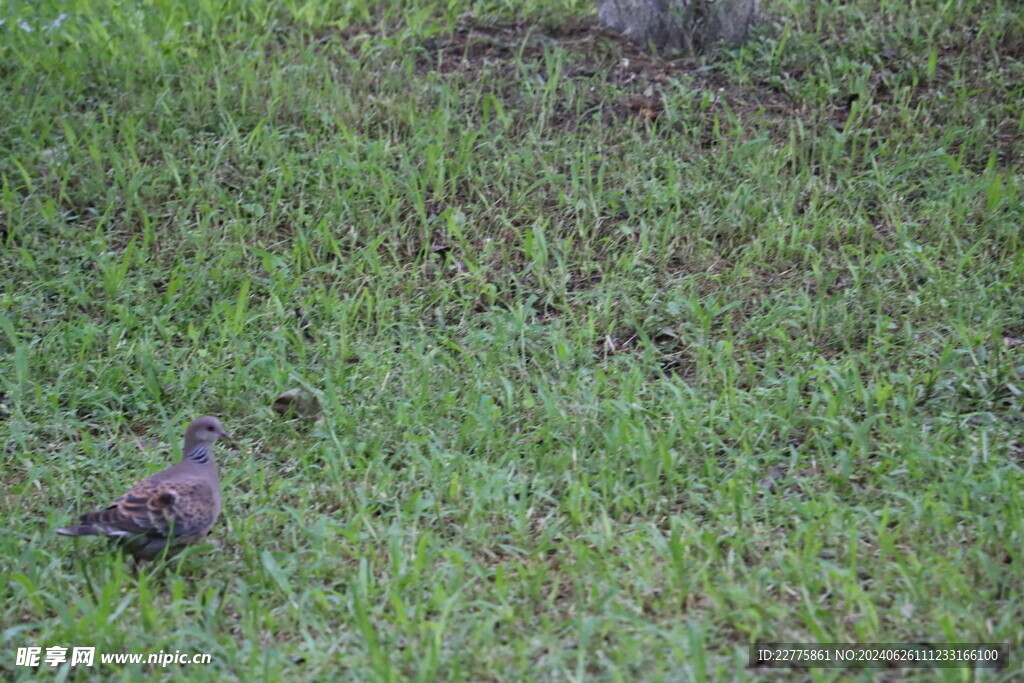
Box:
[56,416,231,561]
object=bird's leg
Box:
[78,553,100,604]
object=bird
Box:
[56,416,232,561]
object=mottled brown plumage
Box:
[56,416,231,561]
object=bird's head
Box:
[186,416,232,443]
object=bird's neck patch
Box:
[185,444,211,464]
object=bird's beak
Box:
[218,430,234,441]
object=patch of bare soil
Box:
[414,19,794,127]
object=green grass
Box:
[1,0,1023,679]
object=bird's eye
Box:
[207,426,215,431]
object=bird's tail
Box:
[56,524,104,536]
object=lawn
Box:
[1,0,1022,680]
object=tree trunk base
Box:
[597,0,760,54]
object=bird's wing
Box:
[80,476,217,540]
